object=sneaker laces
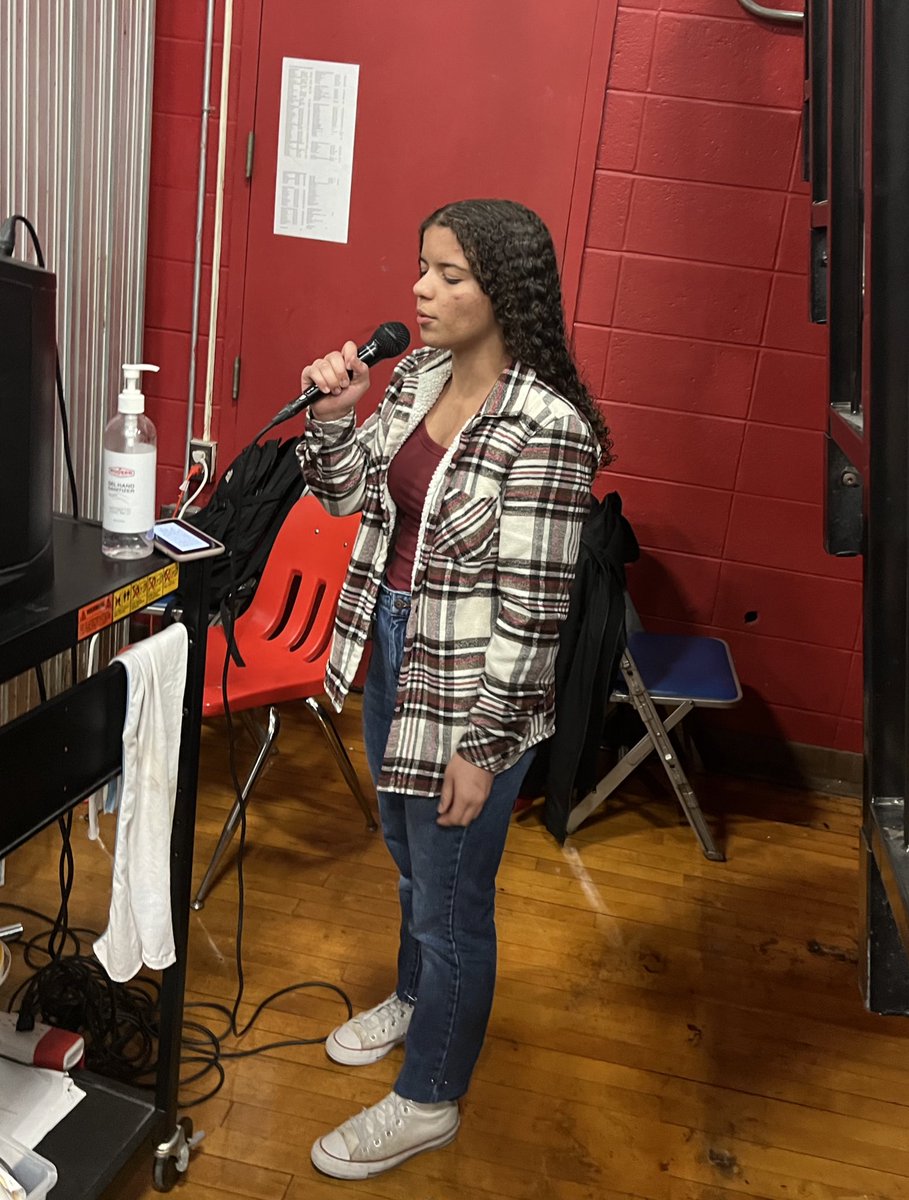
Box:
[342,1092,412,1154]
[354,995,412,1041]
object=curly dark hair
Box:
[420,198,613,466]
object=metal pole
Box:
[183,0,217,476]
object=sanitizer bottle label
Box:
[103,448,157,533]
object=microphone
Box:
[269,321,411,429]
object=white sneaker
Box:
[325,993,414,1066]
[311,1090,459,1179]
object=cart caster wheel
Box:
[153,1155,179,1193]
[154,1116,202,1192]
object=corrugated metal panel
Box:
[0,0,156,721]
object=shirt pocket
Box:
[431,489,499,562]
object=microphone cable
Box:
[194,325,413,1076]
[187,433,355,1100]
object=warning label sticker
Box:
[77,595,113,640]
[78,565,179,640]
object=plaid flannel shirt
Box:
[297,347,598,797]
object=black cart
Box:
[0,515,209,1195]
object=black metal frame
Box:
[0,516,209,1194]
[804,0,829,321]
[811,0,909,1012]
[860,0,909,1014]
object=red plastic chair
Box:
[191,494,376,909]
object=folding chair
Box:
[191,495,377,909]
[565,630,741,860]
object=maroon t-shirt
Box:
[385,418,447,591]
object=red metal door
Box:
[221,0,606,458]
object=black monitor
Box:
[0,253,55,606]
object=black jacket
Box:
[536,491,639,842]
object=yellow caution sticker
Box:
[78,565,179,640]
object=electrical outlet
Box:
[189,438,217,480]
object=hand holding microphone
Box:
[254,321,410,442]
[301,321,410,421]
[303,341,373,422]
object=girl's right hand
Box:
[302,340,371,421]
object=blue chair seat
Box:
[611,632,741,707]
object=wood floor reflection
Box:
[6,695,908,1200]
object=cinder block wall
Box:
[572,0,861,756]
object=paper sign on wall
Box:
[273,57,359,244]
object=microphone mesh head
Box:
[374,321,411,358]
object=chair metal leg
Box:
[304,696,378,831]
[192,706,281,910]
[566,702,690,834]
[240,708,277,758]
[620,650,725,862]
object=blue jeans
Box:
[361,583,534,1103]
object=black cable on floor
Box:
[0,891,352,1109]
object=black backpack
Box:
[186,436,307,619]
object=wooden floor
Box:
[6,696,909,1200]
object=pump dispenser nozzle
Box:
[118,363,159,414]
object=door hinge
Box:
[245,131,255,179]
[232,356,241,400]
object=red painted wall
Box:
[572,0,861,755]
[144,0,862,755]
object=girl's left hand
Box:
[437,753,493,827]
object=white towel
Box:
[94,623,188,982]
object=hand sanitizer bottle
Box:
[101,363,160,559]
